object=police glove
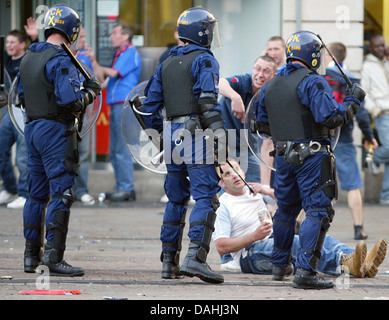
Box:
[83,78,102,97]
[348,83,366,103]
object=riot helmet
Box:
[44,4,81,46]
[286,31,325,72]
[177,7,221,48]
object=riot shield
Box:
[8,61,101,137]
[244,88,276,172]
[121,81,167,175]
[0,69,11,122]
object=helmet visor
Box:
[211,21,222,49]
[316,47,326,75]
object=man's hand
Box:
[231,96,246,123]
[83,78,101,97]
[348,83,366,103]
[24,17,39,42]
[252,222,272,241]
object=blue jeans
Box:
[374,114,389,201]
[74,130,90,199]
[334,141,362,191]
[109,103,134,192]
[0,112,29,197]
[240,234,353,276]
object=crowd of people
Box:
[0,4,387,289]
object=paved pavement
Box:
[1,199,389,304]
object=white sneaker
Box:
[7,196,27,209]
[160,194,195,205]
[160,194,169,203]
[80,194,95,206]
[220,260,241,272]
[0,190,17,204]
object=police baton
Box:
[60,42,91,81]
[317,34,353,88]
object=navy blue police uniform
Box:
[255,31,365,289]
[17,4,101,276]
[143,7,225,284]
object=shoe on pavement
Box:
[292,267,333,289]
[109,190,136,202]
[272,263,295,281]
[364,238,387,278]
[80,194,95,206]
[354,225,368,240]
[0,190,17,204]
[341,240,367,278]
[7,196,26,209]
[379,199,389,206]
[220,260,241,272]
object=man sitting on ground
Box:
[212,159,387,279]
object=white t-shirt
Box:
[213,188,271,264]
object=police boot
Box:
[181,242,224,284]
[161,251,183,279]
[272,262,294,281]
[292,268,333,289]
[41,209,84,277]
[41,243,84,277]
[341,241,367,278]
[24,240,43,273]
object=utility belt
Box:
[26,114,71,126]
[169,115,204,135]
[273,140,331,166]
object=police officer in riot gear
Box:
[17,4,101,276]
[255,31,365,289]
[142,7,225,284]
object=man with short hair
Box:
[0,28,36,209]
[87,23,141,202]
[266,36,286,70]
[213,159,387,279]
[218,55,277,183]
[361,34,389,206]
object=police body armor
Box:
[265,68,330,142]
[162,50,204,118]
[20,46,66,122]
